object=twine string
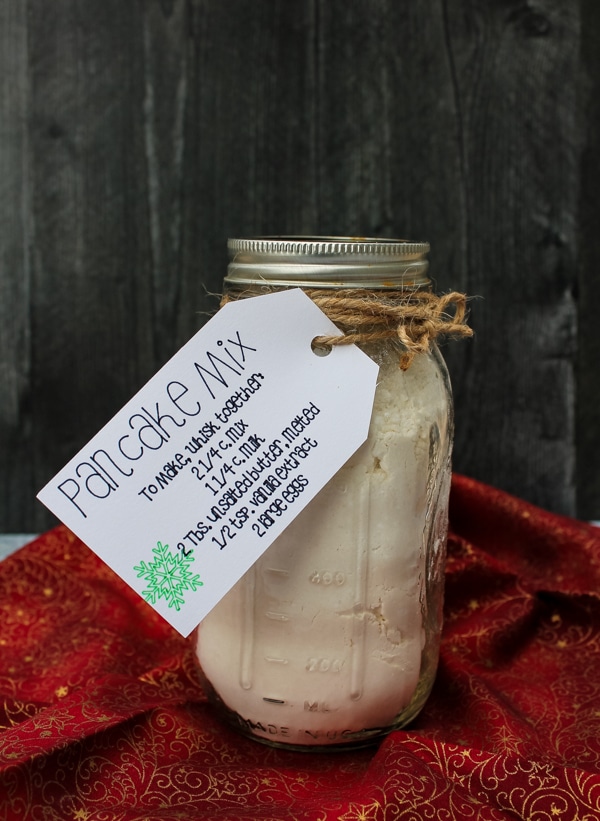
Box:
[221,288,473,370]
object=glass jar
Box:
[193,237,454,750]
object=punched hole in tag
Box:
[311,337,333,357]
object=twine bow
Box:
[221,288,472,370]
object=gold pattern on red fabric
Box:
[1,475,600,820]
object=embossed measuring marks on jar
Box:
[243,556,353,708]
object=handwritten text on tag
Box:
[37,289,379,636]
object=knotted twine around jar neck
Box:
[220,288,473,370]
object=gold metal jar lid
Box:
[226,236,430,290]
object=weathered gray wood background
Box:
[1,0,598,532]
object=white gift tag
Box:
[37,289,379,636]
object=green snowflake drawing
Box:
[134,541,203,612]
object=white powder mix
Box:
[195,346,452,747]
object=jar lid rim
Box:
[228,236,429,261]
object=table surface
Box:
[0,534,37,561]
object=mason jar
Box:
[193,237,457,750]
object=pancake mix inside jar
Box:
[193,237,471,750]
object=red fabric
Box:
[1,474,600,820]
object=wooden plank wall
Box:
[0,0,598,532]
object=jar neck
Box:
[225,236,430,291]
